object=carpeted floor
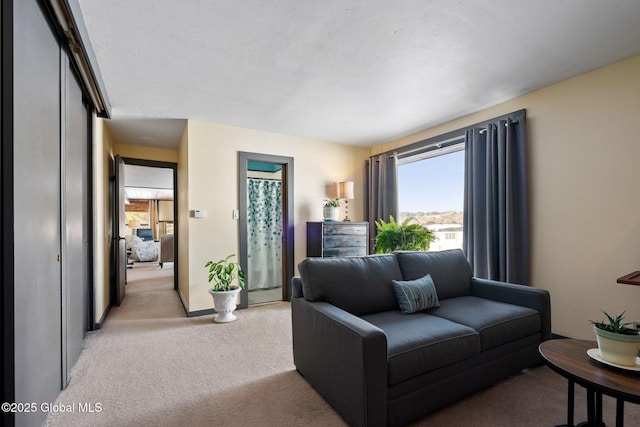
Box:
[44,267,640,426]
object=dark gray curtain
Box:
[463,115,529,284]
[365,154,398,253]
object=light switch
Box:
[232,209,239,220]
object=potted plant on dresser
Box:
[590,311,640,367]
[323,198,341,222]
[205,254,246,323]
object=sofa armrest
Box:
[291,296,387,427]
[291,276,303,298]
[470,277,552,341]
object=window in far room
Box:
[125,200,151,234]
[397,146,464,252]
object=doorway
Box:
[238,152,294,308]
[111,157,178,307]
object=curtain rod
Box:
[248,177,282,182]
[369,152,397,161]
[478,119,520,134]
[372,109,526,158]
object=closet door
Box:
[13,0,62,425]
[61,56,89,388]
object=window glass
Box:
[398,148,464,251]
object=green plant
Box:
[205,254,246,292]
[323,198,341,208]
[374,215,435,254]
[590,311,638,336]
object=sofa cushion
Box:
[361,311,480,386]
[392,274,440,314]
[395,249,472,299]
[298,255,402,316]
[428,296,541,351]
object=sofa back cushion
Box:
[395,249,472,299]
[298,254,402,316]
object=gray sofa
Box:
[291,249,551,427]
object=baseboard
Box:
[93,303,111,330]
[177,287,188,315]
[187,308,216,317]
[187,304,247,317]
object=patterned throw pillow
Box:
[392,274,440,314]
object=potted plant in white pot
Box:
[590,311,640,366]
[205,254,246,323]
[323,198,341,222]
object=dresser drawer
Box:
[323,247,368,257]
[323,235,367,249]
[307,221,369,258]
[323,224,367,236]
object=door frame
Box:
[238,152,294,308]
[117,157,179,293]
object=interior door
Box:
[61,57,89,387]
[239,152,294,308]
[13,0,62,424]
[114,155,126,305]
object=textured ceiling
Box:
[76,1,640,148]
[124,164,173,200]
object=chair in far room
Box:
[136,228,154,241]
[159,234,174,268]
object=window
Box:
[397,147,464,252]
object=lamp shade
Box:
[339,181,354,199]
[128,220,140,229]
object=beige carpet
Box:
[44,268,640,426]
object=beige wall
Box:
[177,125,190,308]
[113,142,178,163]
[184,120,369,312]
[93,118,114,325]
[373,54,640,339]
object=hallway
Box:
[43,263,305,427]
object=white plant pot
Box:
[323,206,339,222]
[209,287,241,323]
[594,326,640,366]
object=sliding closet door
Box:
[13,0,62,425]
[61,57,88,388]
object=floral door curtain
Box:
[247,178,283,290]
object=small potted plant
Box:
[374,215,435,253]
[323,198,341,222]
[205,254,246,323]
[590,311,640,366]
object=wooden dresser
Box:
[306,221,369,258]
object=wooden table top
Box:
[539,339,640,403]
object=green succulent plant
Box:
[590,311,638,336]
[205,254,246,292]
[374,215,435,254]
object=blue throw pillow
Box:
[392,274,440,314]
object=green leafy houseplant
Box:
[205,254,246,292]
[590,311,638,336]
[374,215,435,254]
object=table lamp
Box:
[128,220,140,236]
[339,181,354,222]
